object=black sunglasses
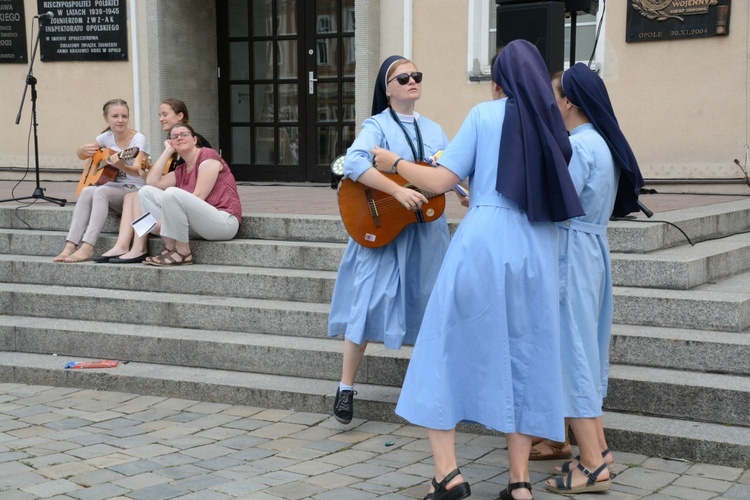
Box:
[388,72,423,85]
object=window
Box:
[468,0,604,80]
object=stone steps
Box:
[607,198,750,253]
[7,198,750,252]
[0,316,406,387]
[607,364,750,427]
[0,229,347,272]
[0,283,329,338]
[614,280,750,332]
[610,324,750,376]
[12,223,750,290]
[1,204,750,468]
[0,254,337,303]
[611,231,750,289]
[2,313,748,428]
[8,244,750,335]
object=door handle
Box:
[308,71,317,95]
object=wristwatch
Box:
[391,157,403,174]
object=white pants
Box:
[67,183,137,246]
[138,185,239,243]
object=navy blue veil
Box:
[494,40,584,222]
[562,63,645,217]
[372,55,405,116]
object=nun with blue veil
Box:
[542,63,645,495]
[327,56,450,426]
[371,40,584,500]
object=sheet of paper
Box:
[131,211,157,238]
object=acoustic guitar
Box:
[337,162,446,248]
[140,155,175,175]
[76,147,140,196]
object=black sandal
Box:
[546,462,612,494]
[424,468,471,500]
[498,481,532,500]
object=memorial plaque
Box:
[627,0,731,42]
[37,0,128,61]
[0,0,28,63]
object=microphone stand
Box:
[2,14,66,206]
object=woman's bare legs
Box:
[341,339,367,386]
[506,433,533,499]
[553,416,614,473]
[548,418,610,488]
[594,417,613,463]
[427,429,467,495]
[53,241,77,261]
[116,193,151,259]
[59,242,95,263]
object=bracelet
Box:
[390,158,403,174]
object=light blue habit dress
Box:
[327,108,450,350]
[395,98,568,442]
[555,122,620,417]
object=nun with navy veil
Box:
[542,63,645,495]
[371,40,584,500]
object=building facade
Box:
[1,0,747,184]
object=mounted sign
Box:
[36,0,128,61]
[626,0,731,42]
[0,0,28,63]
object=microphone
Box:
[35,11,54,18]
[638,200,654,218]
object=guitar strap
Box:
[388,107,424,162]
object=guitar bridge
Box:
[365,188,382,227]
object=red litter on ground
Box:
[64,360,119,369]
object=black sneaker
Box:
[333,388,356,424]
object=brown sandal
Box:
[146,249,193,266]
[144,247,174,264]
[529,439,572,461]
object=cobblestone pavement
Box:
[1,384,748,499]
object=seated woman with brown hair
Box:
[136,122,242,265]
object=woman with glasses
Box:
[328,56,451,425]
[371,40,584,500]
[94,99,213,264]
[136,122,242,266]
[54,98,149,263]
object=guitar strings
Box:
[370,191,442,212]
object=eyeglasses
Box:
[169,131,192,140]
[388,72,423,85]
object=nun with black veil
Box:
[327,56,450,426]
[372,40,584,500]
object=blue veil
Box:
[562,63,645,217]
[494,40,584,222]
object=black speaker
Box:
[496,1,565,76]
[563,0,598,15]
[495,0,598,15]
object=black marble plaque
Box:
[0,0,28,63]
[37,0,128,61]
[627,0,731,42]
